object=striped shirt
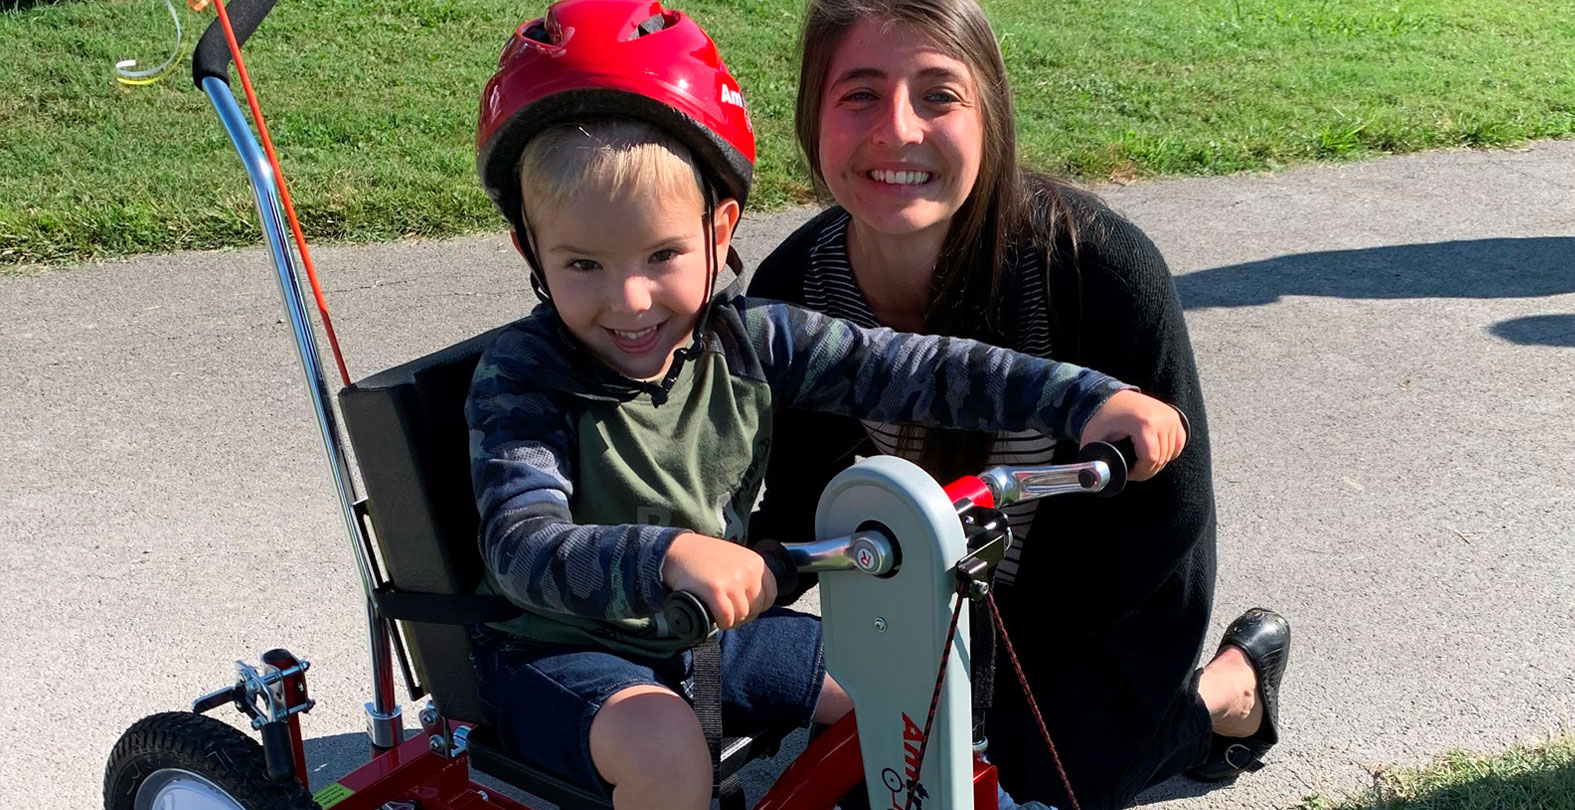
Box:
[802,212,1065,587]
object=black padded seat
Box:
[337,329,787,807]
[339,327,505,724]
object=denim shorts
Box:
[469,606,825,796]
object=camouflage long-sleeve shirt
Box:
[466,292,1132,656]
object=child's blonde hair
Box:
[516,117,708,219]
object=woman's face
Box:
[817,19,985,242]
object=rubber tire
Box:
[104,712,320,810]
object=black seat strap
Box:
[692,635,743,808]
[717,772,746,810]
[371,586,523,625]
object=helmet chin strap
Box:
[646,179,723,406]
[515,210,554,304]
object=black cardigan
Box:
[747,199,1218,807]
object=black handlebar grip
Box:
[192,0,280,90]
[661,541,805,643]
[1078,440,1130,498]
[751,538,801,605]
[662,590,715,647]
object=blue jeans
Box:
[469,606,825,796]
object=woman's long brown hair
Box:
[796,0,1084,480]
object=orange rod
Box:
[212,0,352,387]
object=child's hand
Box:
[1079,390,1187,482]
[662,532,777,630]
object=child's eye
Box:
[567,259,600,271]
[649,248,679,263]
[838,89,877,104]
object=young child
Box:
[466,2,1187,808]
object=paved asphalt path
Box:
[3,142,1572,810]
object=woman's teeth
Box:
[868,169,932,185]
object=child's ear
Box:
[711,197,742,252]
[509,228,529,259]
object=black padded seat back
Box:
[338,327,506,724]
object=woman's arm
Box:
[1021,200,1217,628]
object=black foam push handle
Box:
[192,0,280,90]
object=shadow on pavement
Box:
[1133,772,1234,806]
[1174,238,1575,310]
[302,731,388,793]
[1488,314,1575,347]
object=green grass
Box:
[1295,737,1575,810]
[4,0,1575,266]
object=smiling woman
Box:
[814,19,984,263]
[746,1,1292,807]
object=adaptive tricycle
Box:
[102,2,1133,807]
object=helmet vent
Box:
[522,21,553,44]
[632,12,674,38]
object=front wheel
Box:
[104,712,320,810]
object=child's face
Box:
[525,180,739,381]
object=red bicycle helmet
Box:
[477,0,756,240]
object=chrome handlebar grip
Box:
[783,530,896,576]
[978,460,1112,506]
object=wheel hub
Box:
[135,768,247,810]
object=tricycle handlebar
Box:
[660,444,1135,644]
[656,539,802,646]
[946,440,1133,508]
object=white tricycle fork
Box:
[809,443,1125,810]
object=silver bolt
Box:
[874,617,888,632]
[428,735,446,755]
[849,535,892,575]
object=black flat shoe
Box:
[1185,607,1291,782]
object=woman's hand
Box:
[661,532,777,629]
[1079,390,1188,481]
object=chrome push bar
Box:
[202,77,403,748]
